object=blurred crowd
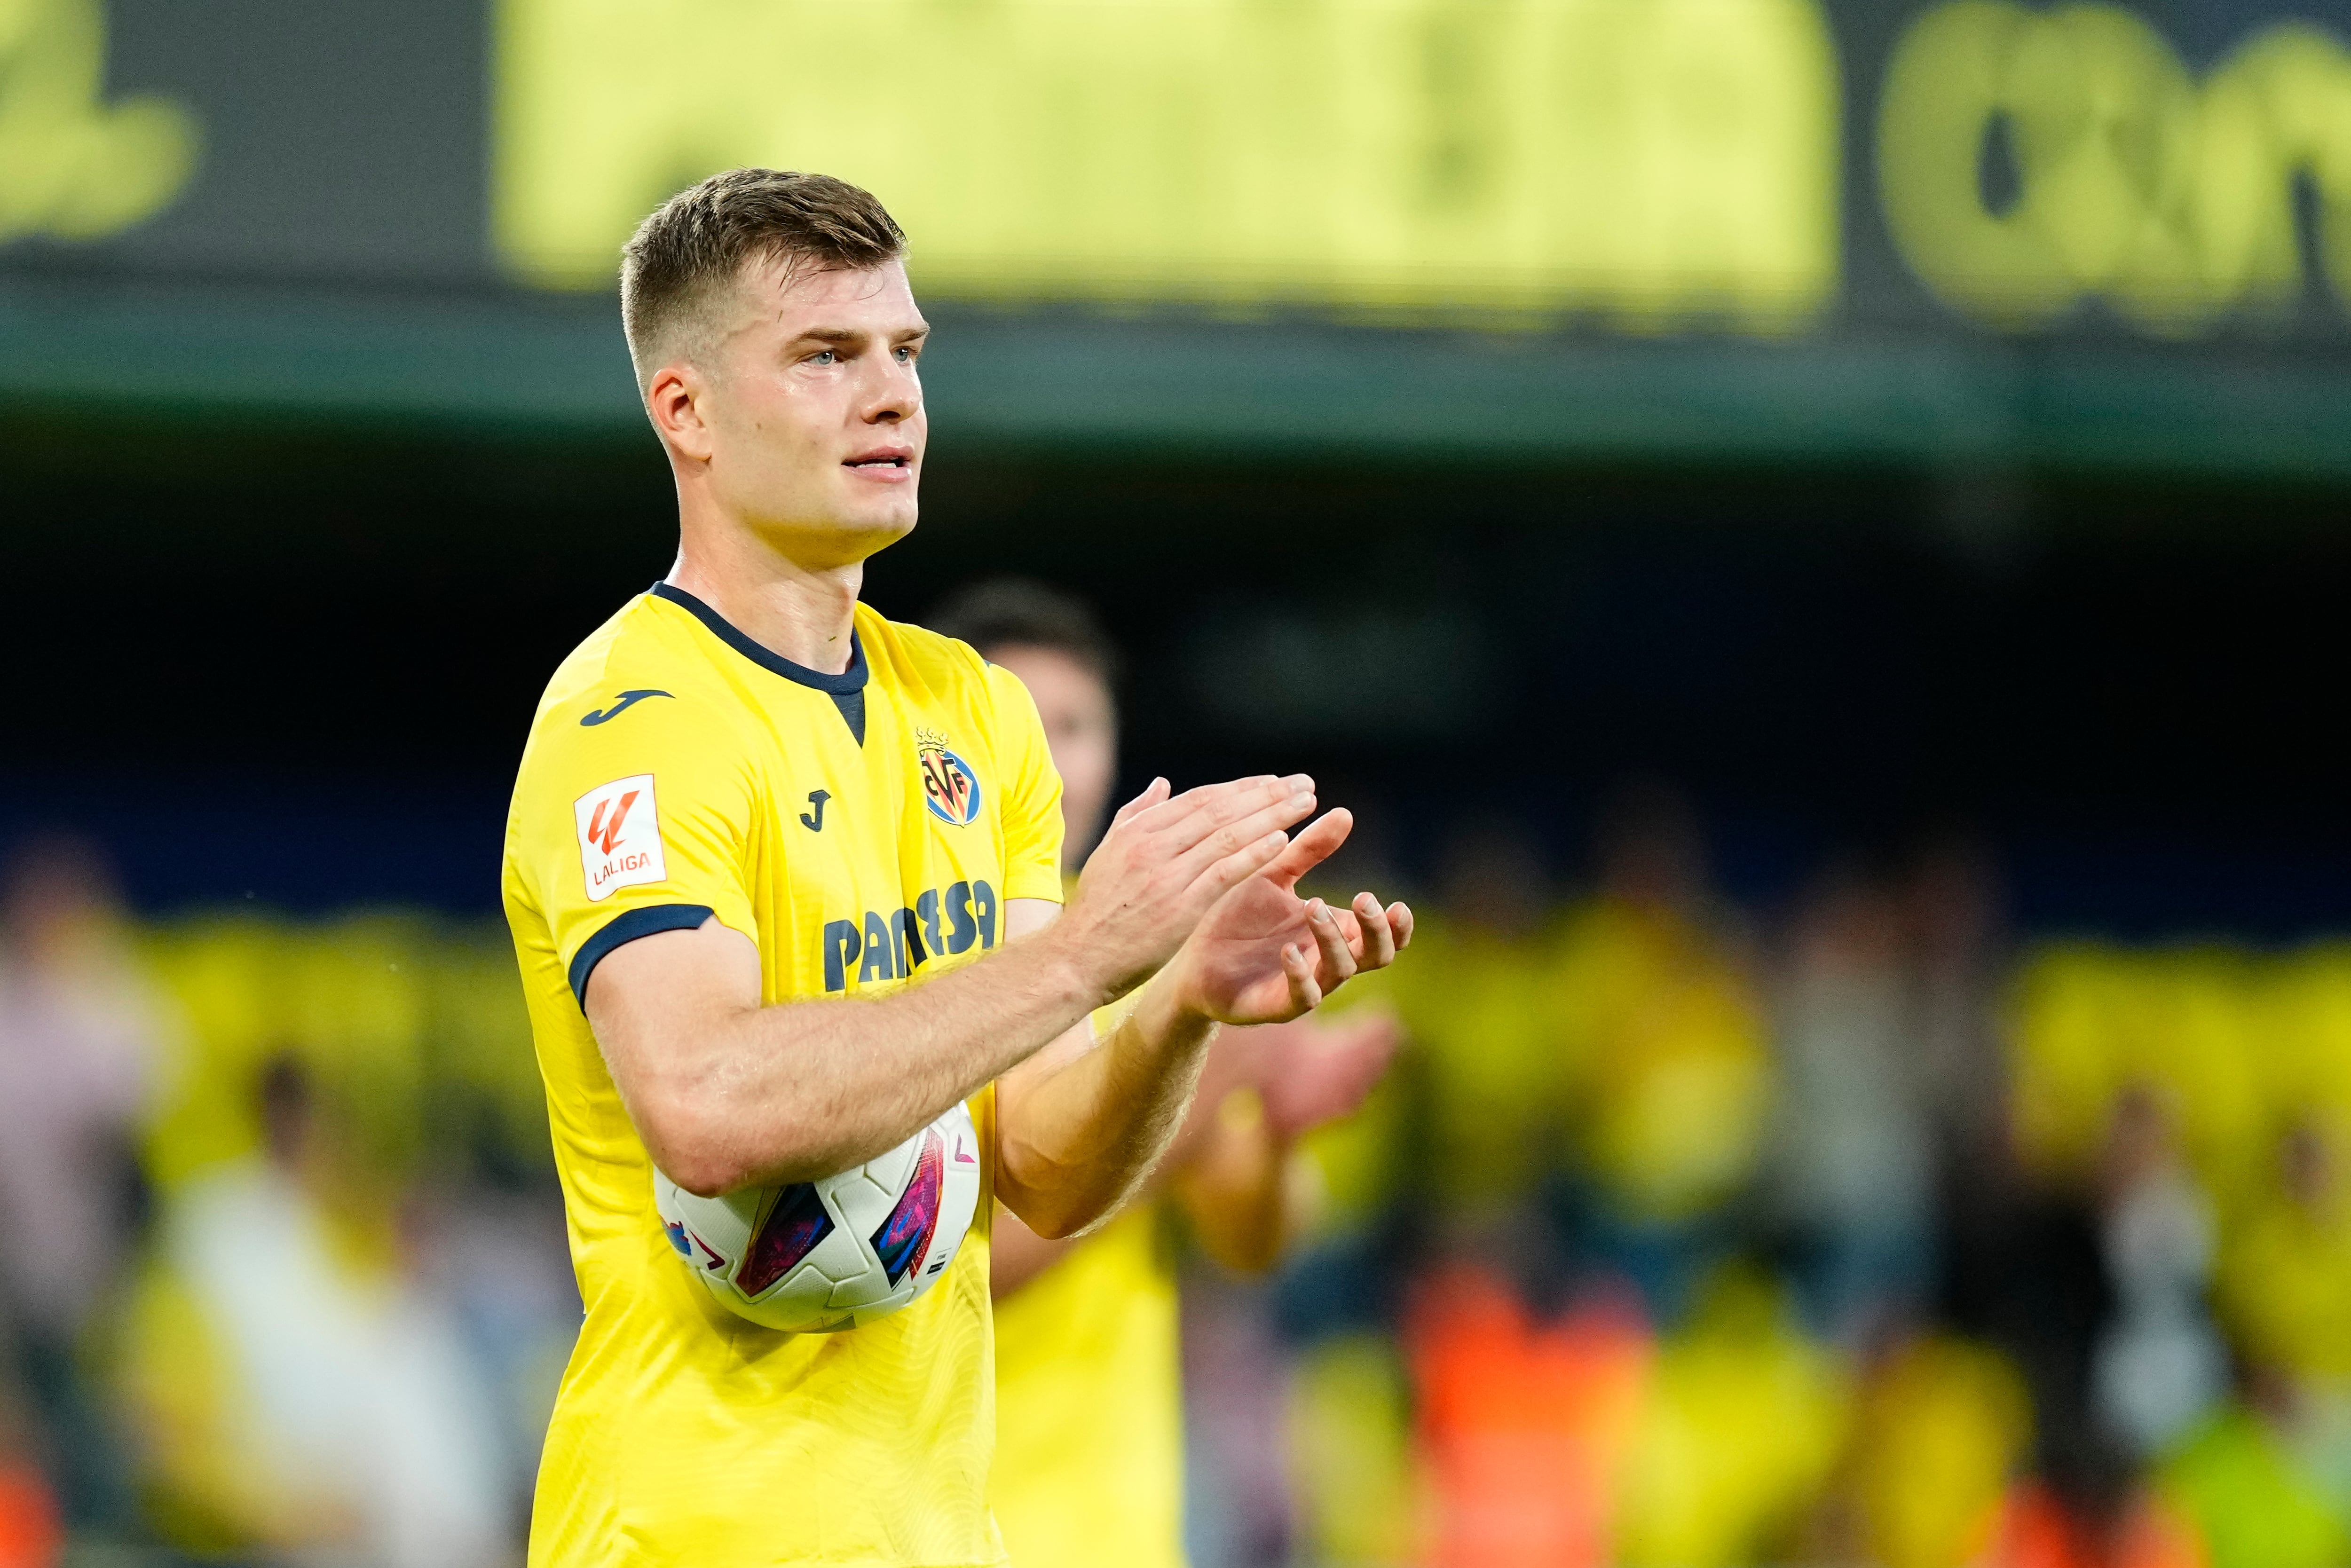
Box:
[3,803,2351,1568]
[1264,791,2351,1568]
[0,837,573,1568]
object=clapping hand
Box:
[1167,808,1412,1026]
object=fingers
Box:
[1171,790,1318,889]
[1263,808,1354,889]
[1387,901,1415,950]
[1325,906,1365,951]
[1190,828,1295,903]
[1109,777,1171,828]
[1130,774,1312,850]
[1305,898,1358,990]
[1352,891,1397,970]
[1282,943,1323,1016]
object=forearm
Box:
[995,972,1218,1239]
[991,1031,1258,1299]
[1173,1094,1292,1276]
[591,918,1101,1195]
[993,1093,1298,1295]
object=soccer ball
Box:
[653,1103,982,1332]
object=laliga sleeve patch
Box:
[575,774,666,902]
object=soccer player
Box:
[931,580,1401,1568]
[499,168,1412,1568]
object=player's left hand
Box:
[1166,809,1413,1025]
[1213,1009,1404,1140]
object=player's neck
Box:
[668,532,864,676]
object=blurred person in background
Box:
[414,1127,584,1539]
[119,1052,506,1567]
[1392,814,1565,1251]
[1906,835,2011,1203]
[1551,783,1770,1326]
[2090,1087,2224,1460]
[2218,1115,2351,1414]
[1386,817,1619,1568]
[2180,1111,2351,1568]
[930,579,1401,1568]
[1902,835,2035,1374]
[1769,861,1935,1347]
[0,835,164,1535]
[1392,787,1794,1568]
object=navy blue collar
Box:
[649,582,868,695]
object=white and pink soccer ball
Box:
[654,1103,982,1332]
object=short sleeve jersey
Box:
[501,583,1064,1568]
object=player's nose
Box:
[864,363,923,425]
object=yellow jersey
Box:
[991,1204,1188,1568]
[502,583,1065,1568]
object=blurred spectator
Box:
[118,1053,506,1567]
[1388,814,1563,1234]
[1906,835,2010,1185]
[1403,1259,1844,1568]
[1552,786,1769,1324]
[0,835,164,1531]
[1609,1265,1848,1568]
[414,1170,580,1536]
[2219,1115,2351,1397]
[1769,863,1934,1347]
[2091,1087,2225,1458]
[1852,1333,2033,1568]
[1285,1333,1420,1568]
[1183,1268,1306,1568]
[2161,1401,2349,1568]
[2194,1112,2351,1565]
[11,801,2346,1568]
[1406,1262,1650,1568]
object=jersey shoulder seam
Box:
[862,605,992,682]
[538,595,733,721]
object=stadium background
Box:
[8,0,2351,1562]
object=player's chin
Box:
[830,495,921,545]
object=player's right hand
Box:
[1055,773,1319,1001]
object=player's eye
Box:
[809,349,837,366]
[894,345,916,363]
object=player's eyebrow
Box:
[785,324,930,351]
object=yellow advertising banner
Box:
[493,0,1842,334]
[1879,2,2351,336]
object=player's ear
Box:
[646,362,716,464]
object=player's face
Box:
[989,645,1117,874]
[702,257,929,564]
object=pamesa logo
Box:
[0,0,197,245]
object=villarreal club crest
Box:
[916,728,982,827]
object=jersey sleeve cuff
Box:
[1001,872,1066,904]
[568,903,717,1008]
